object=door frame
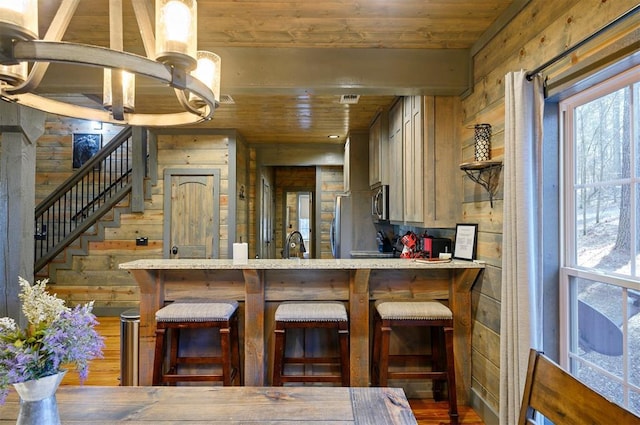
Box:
[163,168,221,259]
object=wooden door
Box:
[163,169,220,259]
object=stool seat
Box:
[156,300,239,322]
[372,300,458,425]
[375,301,453,320]
[272,302,350,386]
[275,301,348,322]
[153,300,241,387]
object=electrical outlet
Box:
[135,237,148,246]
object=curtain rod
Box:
[526,4,640,80]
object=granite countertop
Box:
[119,258,484,270]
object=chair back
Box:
[518,349,640,424]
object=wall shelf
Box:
[460,160,503,208]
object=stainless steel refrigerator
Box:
[330,195,351,258]
[330,192,377,258]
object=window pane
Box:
[575,183,631,272]
[575,87,629,184]
[573,359,626,408]
[630,391,640,417]
[630,300,640,389]
[635,82,640,179]
[572,278,625,379]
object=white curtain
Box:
[499,71,545,424]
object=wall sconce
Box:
[238,185,246,200]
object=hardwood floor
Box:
[62,317,484,425]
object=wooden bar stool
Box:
[371,300,458,425]
[272,301,350,386]
[153,300,241,386]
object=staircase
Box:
[35,126,136,279]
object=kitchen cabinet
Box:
[402,96,425,223]
[422,96,460,227]
[388,99,403,222]
[391,95,460,227]
[368,110,388,188]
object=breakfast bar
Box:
[119,258,484,403]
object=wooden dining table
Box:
[0,385,417,424]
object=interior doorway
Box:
[283,190,314,258]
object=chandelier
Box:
[0,0,220,126]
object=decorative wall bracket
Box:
[460,160,503,208]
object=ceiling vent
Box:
[339,94,360,104]
[219,94,235,104]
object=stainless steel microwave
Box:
[371,185,389,222]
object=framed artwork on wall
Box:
[453,223,478,261]
[72,133,101,169]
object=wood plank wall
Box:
[318,166,344,259]
[36,127,236,314]
[235,134,250,248]
[461,0,638,419]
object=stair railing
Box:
[35,126,134,272]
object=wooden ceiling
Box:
[34,0,523,145]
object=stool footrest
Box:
[284,356,341,364]
[386,371,448,380]
[176,356,226,365]
[160,371,237,383]
[279,375,344,383]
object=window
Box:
[560,64,640,414]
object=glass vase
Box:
[12,371,66,425]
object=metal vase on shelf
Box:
[12,371,67,425]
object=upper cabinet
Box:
[368,110,389,188]
[422,96,461,228]
[388,95,461,228]
[403,96,424,223]
[388,99,403,222]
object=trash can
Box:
[120,308,140,386]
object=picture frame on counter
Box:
[453,223,478,261]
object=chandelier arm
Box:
[131,0,157,59]
[44,0,82,42]
[174,88,210,119]
[111,68,125,121]
[6,41,214,105]
[1,41,216,125]
[18,0,81,94]
[109,0,125,120]
[1,93,210,127]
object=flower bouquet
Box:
[0,277,105,404]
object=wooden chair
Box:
[519,349,640,424]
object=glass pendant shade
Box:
[189,51,221,108]
[0,0,38,40]
[155,0,197,71]
[103,69,136,113]
[0,62,28,85]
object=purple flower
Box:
[0,278,105,404]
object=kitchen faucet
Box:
[283,230,306,259]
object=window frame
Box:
[559,63,640,411]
